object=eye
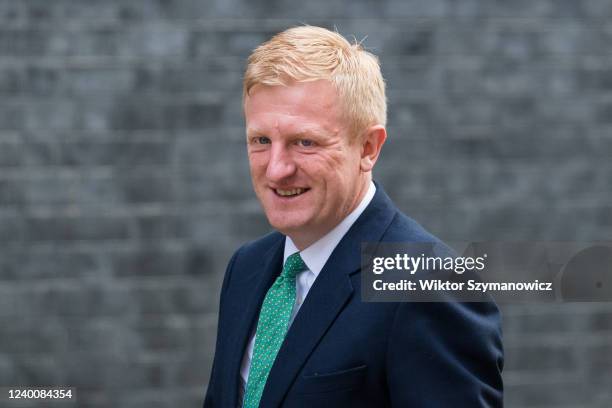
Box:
[253,136,270,144]
[298,139,314,147]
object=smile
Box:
[274,188,309,197]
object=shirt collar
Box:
[283,180,376,277]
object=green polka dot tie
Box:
[243,252,307,408]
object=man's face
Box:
[244,80,368,248]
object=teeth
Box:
[276,188,304,196]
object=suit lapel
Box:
[225,235,284,408]
[259,184,398,407]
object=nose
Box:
[266,143,297,183]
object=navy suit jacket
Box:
[204,184,503,407]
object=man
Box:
[204,26,503,407]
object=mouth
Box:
[273,187,310,197]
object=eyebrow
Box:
[246,127,330,139]
[246,127,264,136]
[295,129,328,139]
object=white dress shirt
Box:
[238,181,376,401]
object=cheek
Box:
[248,154,268,176]
[325,152,358,181]
[310,150,345,173]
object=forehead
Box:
[244,80,344,136]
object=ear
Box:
[359,125,387,172]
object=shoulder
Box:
[368,183,450,251]
[225,230,284,274]
[233,230,284,260]
[382,209,454,255]
[384,211,438,242]
[218,231,283,296]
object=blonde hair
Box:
[243,25,387,139]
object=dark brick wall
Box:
[0,1,610,407]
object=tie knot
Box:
[282,252,307,279]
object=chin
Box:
[267,214,309,235]
[269,219,306,234]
